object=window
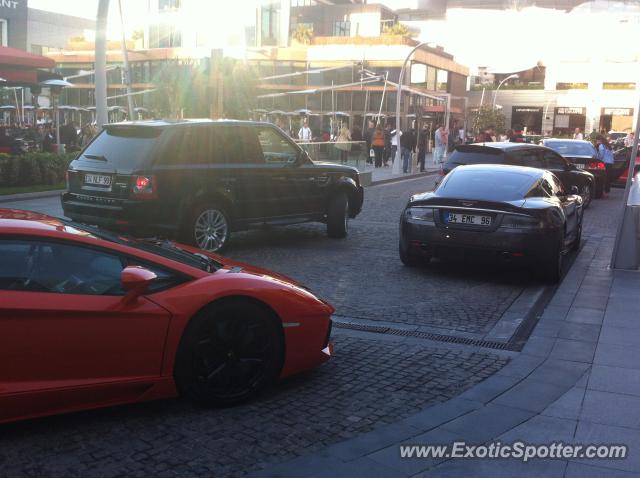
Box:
[160,127,217,165]
[603,82,636,90]
[436,69,449,92]
[257,127,299,164]
[261,2,280,46]
[540,179,554,197]
[549,175,565,196]
[543,151,567,170]
[556,82,588,90]
[0,240,125,296]
[158,0,181,10]
[0,19,7,47]
[291,0,316,6]
[515,151,544,168]
[333,21,350,36]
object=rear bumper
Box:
[61,193,178,234]
[401,219,559,262]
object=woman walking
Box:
[336,125,351,163]
[596,134,615,197]
[371,124,385,168]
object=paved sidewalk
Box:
[249,199,640,477]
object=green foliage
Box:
[292,24,313,44]
[472,106,506,135]
[0,152,76,187]
[131,29,144,41]
[382,23,413,37]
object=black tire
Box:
[580,182,592,209]
[595,179,604,199]
[572,219,582,252]
[187,204,231,252]
[399,238,426,267]
[327,192,349,239]
[540,237,564,283]
[174,299,284,407]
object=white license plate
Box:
[84,174,112,186]
[575,163,585,169]
[446,212,492,226]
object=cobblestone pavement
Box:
[0,334,508,478]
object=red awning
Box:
[0,46,55,69]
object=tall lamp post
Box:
[95,0,110,130]
[393,42,430,174]
[492,74,519,110]
[41,79,73,154]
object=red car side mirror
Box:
[121,266,157,300]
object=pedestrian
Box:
[298,119,312,142]
[624,131,635,148]
[573,127,584,140]
[417,126,428,172]
[335,125,351,163]
[383,123,392,166]
[596,134,615,197]
[364,120,375,164]
[476,126,495,143]
[371,124,385,168]
[433,125,445,165]
[400,127,416,174]
[390,124,402,167]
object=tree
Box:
[382,23,413,37]
[472,106,506,135]
[291,24,313,44]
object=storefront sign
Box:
[556,107,585,115]
[0,1,19,9]
[513,107,542,113]
[602,108,633,116]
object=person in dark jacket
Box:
[364,120,375,164]
[400,127,417,173]
[417,126,429,172]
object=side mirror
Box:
[121,265,157,301]
[570,185,580,195]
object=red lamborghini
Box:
[0,209,333,424]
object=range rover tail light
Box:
[131,175,158,199]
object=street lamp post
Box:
[95,0,110,130]
[492,74,519,110]
[393,42,430,174]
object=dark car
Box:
[442,143,596,208]
[400,164,583,282]
[62,120,364,251]
[541,139,605,199]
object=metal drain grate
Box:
[333,320,519,351]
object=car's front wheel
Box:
[175,299,284,407]
[327,192,349,238]
[189,205,231,252]
[540,236,564,283]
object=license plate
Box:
[84,173,112,186]
[446,212,492,226]
[575,163,585,170]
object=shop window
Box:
[556,82,588,90]
[333,21,350,36]
[158,0,181,10]
[436,69,449,92]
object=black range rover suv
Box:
[62,120,364,251]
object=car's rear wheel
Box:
[595,179,604,199]
[399,238,426,267]
[540,236,564,283]
[190,205,230,252]
[327,192,349,238]
[581,183,592,209]
[572,220,582,252]
[175,299,284,407]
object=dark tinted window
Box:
[257,126,299,164]
[513,150,544,168]
[544,151,567,170]
[227,126,265,164]
[82,127,161,168]
[545,141,597,156]
[0,238,183,295]
[438,168,535,201]
[446,149,504,166]
[159,126,219,165]
[549,174,565,195]
[540,179,554,197]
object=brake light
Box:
[588,161,605,170]
[131,175,157,199]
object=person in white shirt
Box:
[573,128,584,141]
[624,132,635,148]
[298,119,312,142]
[390,125,402,165]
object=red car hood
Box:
[175,243,305,288]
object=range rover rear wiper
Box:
[85,154,107,161]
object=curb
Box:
[0,189,64,203]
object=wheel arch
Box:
[179,190,236,231]
[331,176,360,216]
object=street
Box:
[0,176,624,477]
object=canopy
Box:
[0,46,55,69]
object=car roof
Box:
[105,119,274,130]
[544,138,592,144]
[458,142,544,152]
[453,163,545,178]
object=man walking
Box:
[573,127,584,140]
[400,127,416,173]
[298,119,312,142]
[433,125,445,165]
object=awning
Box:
[0,46,55,69]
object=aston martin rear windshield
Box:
[439,168,535,201]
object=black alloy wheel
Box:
[175,300,283,407]
[581,183,592,209]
